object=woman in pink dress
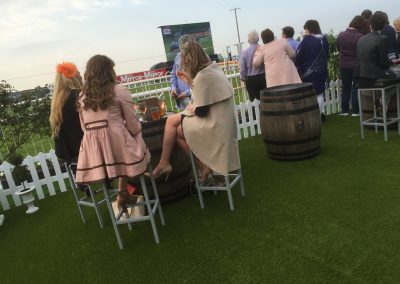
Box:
[76,55,150,212]
[253,28,301,87]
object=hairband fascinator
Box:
[56,62,78,78]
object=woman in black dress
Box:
[50,62,83,164]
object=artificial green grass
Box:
[2,115,400,283]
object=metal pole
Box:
[230,7,242,55]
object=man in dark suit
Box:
[356,11,397,87]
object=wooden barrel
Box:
[128,116,192,202]
[361,88,398,130]
[260,83,321,161]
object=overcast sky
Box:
[1,0,399,90]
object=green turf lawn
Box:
[2,114,400,283]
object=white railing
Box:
[0,79,342,211]
[121,61,249,108]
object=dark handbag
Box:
[301,38,327,79]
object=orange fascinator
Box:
[56,62,78,78]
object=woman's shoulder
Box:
[114,84,130,96]
[114,84,130,94]
[301,35,313,42]
[195,62,221,80]
[275,38,289,48]
[65,89,80,102]
[114,84,132,102]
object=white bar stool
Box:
[101,164,165,249]
[66,162,114,229]
[358,81,400,141]
[189,151,245,211]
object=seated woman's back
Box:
[76,55,149,184]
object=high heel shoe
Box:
[198,167,213,186]
[117,191,138,213]
[149,164,173,181]
[199,173,213,186]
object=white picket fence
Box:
[325,80,343,115]
[0,79,342,211]
[0,150,68,211]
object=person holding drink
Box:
[152,41,240,184]
[170,34,195,111]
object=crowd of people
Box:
[240,10,400,121]
[50,9,400,212]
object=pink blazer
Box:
[253,38,301,88]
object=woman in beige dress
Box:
[76,55,150,212]
[253,28,301,87]
[152,41,240,183]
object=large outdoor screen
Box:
[160,22,215,62]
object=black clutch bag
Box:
[194,105,209,117]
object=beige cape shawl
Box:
[182,62,240,175]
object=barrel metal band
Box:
[261,104,319,116]
[261,91,315,103]
[261,83,314,97]
[267,146,320,157]
[263,134,321,145]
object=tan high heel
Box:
[117,191,138,213]
[198,166,213,186]
[150,164,173,182]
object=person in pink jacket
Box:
[76,55,150,212]
[253,28,301,88]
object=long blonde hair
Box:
[50,73,82,138]
[181,41,211,80]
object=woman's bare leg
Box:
[153,114,181,175]
[116,176,138,211]
[196,158,212,182]
[176,124,190,157]
[118,176,127,192]
[175,122,211,180]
